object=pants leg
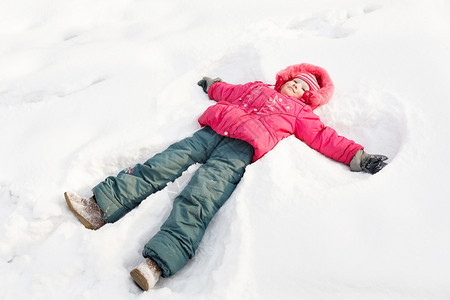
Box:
[93,127,223,223]
[142,137,254,277]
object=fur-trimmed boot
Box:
[64,191,106,230]
[130,258,162,291]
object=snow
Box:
[1,0,449,299]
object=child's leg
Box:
[92,126,223,223]
[141,137,254,277]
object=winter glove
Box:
[350,150,388,174]
[198,77,222,93]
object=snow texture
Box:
[1,0,450,299]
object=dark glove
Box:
[198,77,222,93]
[350,150,388,174]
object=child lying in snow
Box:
[64,63,387,290]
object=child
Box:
[64,63,387,291]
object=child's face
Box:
[279,78,309,98]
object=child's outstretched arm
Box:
[197,77,258,103]
[294,105,388,174]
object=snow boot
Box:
[64,191,106,230]
[130,258,162,291]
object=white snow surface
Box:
[1,0,450,299]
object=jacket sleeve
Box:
[207,81,255,103]
[294,106,363,165]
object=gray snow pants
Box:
[92,126,254,277]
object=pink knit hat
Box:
[295,72,320,91]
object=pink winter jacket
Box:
[198,81,363,163]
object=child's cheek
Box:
[280,86,289,97]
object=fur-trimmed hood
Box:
[275,63,334,110]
